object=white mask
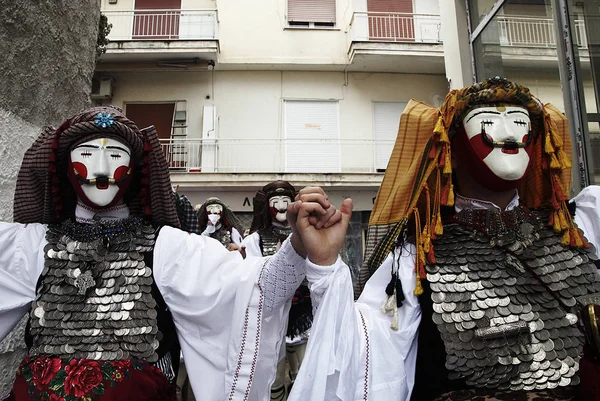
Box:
[70,138,132,207]
[462,106,532,182]
[269,195,292,224]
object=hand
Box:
[227,243,247,259]
[287,187,353,265]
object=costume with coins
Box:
[288,78,600,401]
[0,107,308,401]
[197,197,244,247]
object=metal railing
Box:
[102,9,218,41]
[159,138,395,173]
[497,16,587,49]
[350,12,442,43]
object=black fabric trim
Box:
[411,280,468,401]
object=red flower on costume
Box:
[64,360,102,397]
[48,394,66,401]
[110,360,132,370]
[30,358,61,389]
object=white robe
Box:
[289,186,600,401]
[0,222,305,401]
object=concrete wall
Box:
[0,0,100,396]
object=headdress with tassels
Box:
[13,106,180,228]
[356,77,580,309]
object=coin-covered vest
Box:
[413,206,600,397]
[26,217,178,374]
[210,224,232,246]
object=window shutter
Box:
[285,100,340,173]
[288,0,336,23]
[373,102,405,170]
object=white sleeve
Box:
[0,222,47,341]
[289,245,421,401]
[241,232,262,258]
[153,226,304,401]
[572,185,600,259]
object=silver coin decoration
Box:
[29,217,160,362]
[428,207,600,391]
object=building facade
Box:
[96,0,600,271]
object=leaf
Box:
[48,370,67,391]
[92,382,105,395]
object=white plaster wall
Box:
[108,70,447,172]
[215,0,350,66]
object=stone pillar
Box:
[0,1,100,396]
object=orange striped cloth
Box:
[355,78,577,298]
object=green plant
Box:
[97,14,112,60]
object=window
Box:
[287,0,336,27]
[373,102,406,171]
[284,100,340,173]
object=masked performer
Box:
[243,181,313,401]
[0,106,338,401]
[288,78,600,401]
[198,197,244,249]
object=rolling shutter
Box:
[288,0,336,23]
[285,100,340,173]
[373,102,406,171]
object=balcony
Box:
[478,16,589,70]
[98,9,218,67]
[348,12,444,74]
[497,16,587,49]
[159,138,390,188]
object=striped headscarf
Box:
[355,77,577,298]
[13,106,180,228]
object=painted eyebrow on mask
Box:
[72,144,130,156]
[465,110,501,123]
[507,110,529,117]
[106,145,131,156]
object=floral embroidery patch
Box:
[93,112,114,129]
[18,357,145,401]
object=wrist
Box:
[308,254,338,266]
[290,233,307,258]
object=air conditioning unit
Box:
[91,77,115,100]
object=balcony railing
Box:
[159,138,395,173]
[350,12,442,43]
[102,9,218,41]
[496,16,587,49]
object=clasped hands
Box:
[287,187,353,266]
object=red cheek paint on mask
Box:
[72,162,88,179]
[114,165,129,180]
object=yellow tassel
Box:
[557,211,569,233]
[557,150,572,169]
[414,275,424,296]
[435,211,443,235]
[447,184,455,206]
[561,230,570,246]
[443,147,452,175]
[544,134,555,154]
[575,229,584,248]
[434,118,449,143]
[549,154,561,169]
[423,227,430,253]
